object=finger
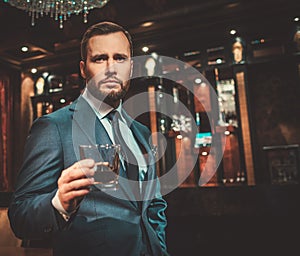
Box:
[76,159,95,169]
[58,170,94,190]
[61,163,95,183]
[73,159,96,177]
[63,189,91,202]
[63,177,94,194]
[64,159,95,175]
[59,168,88,185]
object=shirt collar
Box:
[82,87,123,120]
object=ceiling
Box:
[0,0,299,71]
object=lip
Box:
[101,80,121,87]
[102,79,120,84]
[103,79,119,83]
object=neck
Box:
[104,99,121,109]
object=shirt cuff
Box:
[51,190,77,221]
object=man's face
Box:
[80,32,132,105]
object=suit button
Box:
[43,227,53,233]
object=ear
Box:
[79,60,86,79]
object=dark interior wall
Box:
[247,58,300,183]
[0,65,21,192]
[0,71,11,191]
[164,186,300,256]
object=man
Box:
[8,21,169,256]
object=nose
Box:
[105,58,117,76]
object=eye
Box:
[95,58,104,63]
[91,55,108,63]
[95,57,106,63]
[114,54,127,63]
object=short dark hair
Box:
[80,21,133,61]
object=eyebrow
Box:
[90,53,129,61]
[114,53,129,59]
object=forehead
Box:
[87,32,131,55]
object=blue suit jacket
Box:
[8,96,168,256]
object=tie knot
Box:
[107,110,119,122]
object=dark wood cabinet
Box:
[31,72,83,120]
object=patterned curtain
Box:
[0,74,11,191]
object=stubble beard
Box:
[87,79,130,106]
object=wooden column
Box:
[235,69,255,185]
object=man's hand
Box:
[57,159,95,213]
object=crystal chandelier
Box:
[4,0,110,29]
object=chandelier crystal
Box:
[4,0,110,29]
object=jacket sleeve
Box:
[8,116,66,239]
[147,189,169,255]
[145,139,169,255]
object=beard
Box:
[102,85,128,102]
[87,77,130,106]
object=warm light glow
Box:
[201,151,208,156]
[230,29,237,35]
[226,3,240,8]
[294,17,300,22]
[21,46,29,52]
[145,57,156,76]
[183,50,200,57]
[151,52,158,59]
[216,58,223,64]
[141,21,154,27]
[224,130,230,136]
[176,134,183,140]
[35,77,45,95]
[142,46,149,53]
[31,68,37,74]
[60,98,66,104]
[195,78,202,84]
[42,72,49,78]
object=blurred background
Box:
[0,0,300,255]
